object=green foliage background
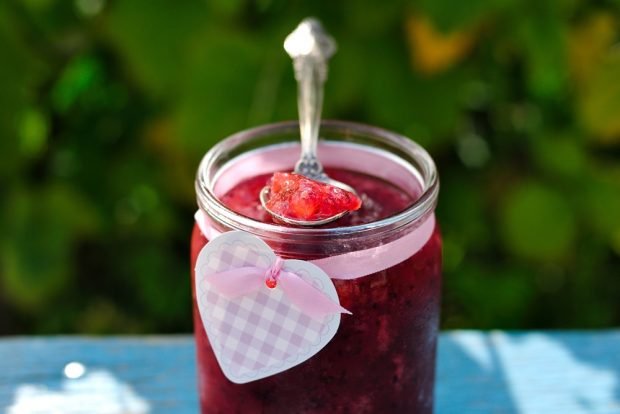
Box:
[0,0,619,334]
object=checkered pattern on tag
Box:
[198,240,331,378]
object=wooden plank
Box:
[0,331,619,413]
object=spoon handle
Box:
[284,18,336,180]
[295,56,325,178]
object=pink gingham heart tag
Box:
[194,231,346,384]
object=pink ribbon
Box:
[196,210,435,280]
[206,258,351,321]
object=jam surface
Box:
[192,167,442,413]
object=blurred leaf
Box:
[19,0,82,34]
[126,244,189,324]
[569,13,617,86]
[343,0,406,35]
[103,0,209,96]
[75,0,105,18]
[512,5,569,98]
[405,14,478,75]
[449,263,536,328]
[0,4,49,176]
[209,0,245,17]
[582,172,620,251]
[0,186,99,309]
[578,49,620,142]
[442,235,466,272]
[530,132,586,178]
[22,0,55,11]
[76,299,146,334]
[51,55,103,112]
[363,38,468,147]
[143,117,197,205]
[568,240,618,327]
[18,107,49,158]
[456,132,491,168]
[173,29,265,154]
[415,0,514,32]
[325,41,366,115]
[438,175,491,251]
[500,181,577,261]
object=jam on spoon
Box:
[264,172,362,222]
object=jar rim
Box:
[195,120,439,241]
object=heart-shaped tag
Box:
[194,231,345,384]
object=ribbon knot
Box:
[265,257,284,288]
[205,256,351,321]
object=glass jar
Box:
[191,120,441,413]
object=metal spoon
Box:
[260,18,359,226]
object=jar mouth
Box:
[195,120,439,242]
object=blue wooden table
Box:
[1,331,619,413]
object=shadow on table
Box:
[437,331,620,414]
[500,331,620,414]
[562,332,620,412]
[436,332,519,414]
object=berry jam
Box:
[191,168,441,413]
